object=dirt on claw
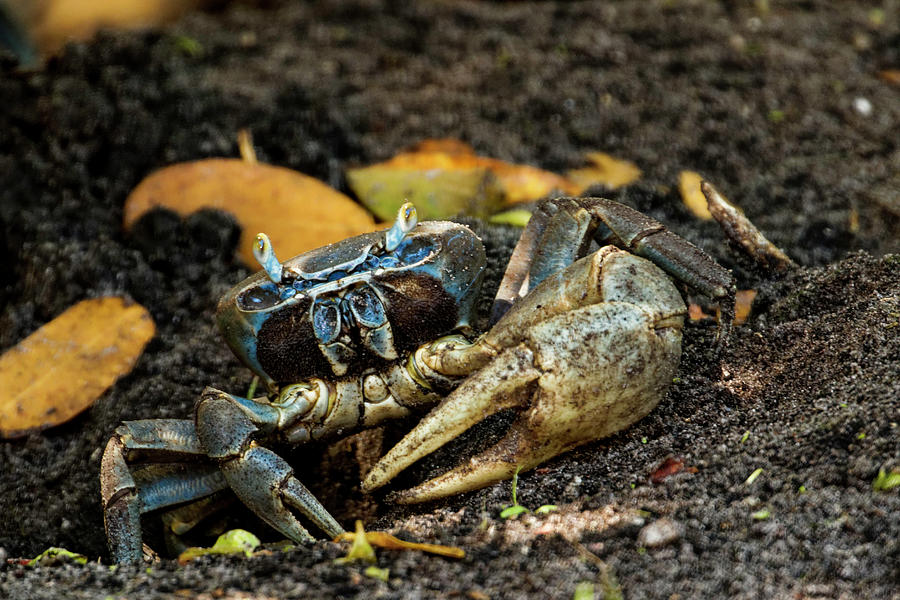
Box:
[1,2,898,599]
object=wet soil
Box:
[1,1,898,598]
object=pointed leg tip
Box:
[360,467,388,494]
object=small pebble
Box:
[853,97,872,116]
[0,546,7,569]
[637,518,684,548]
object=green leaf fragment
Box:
[27,547,88,566]
[178,529,261,562]
[364,566,390,582]
[173,35,204,57]
[740,431,750,444]
[535,504,558,515]
[573,581,595,600]
[489,209,533,227]
[335,520,377,564]
[745,468,764,485]
[751,509,771,520]
[500,505,530,519]
[214,529,259,556]
[873,468,900,492]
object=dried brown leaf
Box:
[123,158,377,266]
[566,152,642,191]
[689,290,756,326]
[347,139,579,219]
[334,526,465,559]
[678,171,714,220]
[0,297,155,439]
[734,290,757,326]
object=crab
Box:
[101,197,734,564]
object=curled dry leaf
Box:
[678,171,714,220]
[123,158,377,266]
[0,297,155,439]
[877,70,900,86]
[650,457,698,484]
[566,152,642,192]
[31,0,206,57]
[334,520,465,559]
[688,290,756,326]
[347,139,628,220]
[346,141,507,221]
[734,290,757,326]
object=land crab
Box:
[101,197,734,563]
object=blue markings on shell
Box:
[348,285,387,328]
[378,256,401,269]
[312,299,341,344]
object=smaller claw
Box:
[220,445,344,542]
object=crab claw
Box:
[195,388,344,542]
[362,249,686,503]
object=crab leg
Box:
[101,420,229,564]
[491,200,594,322]
[492,197,734,332]
[195,389,344,542]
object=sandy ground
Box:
[1,1,898,598]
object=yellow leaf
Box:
[566,152,642,191]
[31,0,205,56]
[678,171,714,220]
[734,289,757,326]
[0,297,155,439]
[363,531,466,559]
[481,157,580,205]
[123,159,377,266]
[347,162,503,222]
[334,520,376,564]
[333,521,465,560]
[347,138,577,219]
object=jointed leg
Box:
[195,389,344,545]
[491,197,735,336]
[101,420,229,564]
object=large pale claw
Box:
[362,346,540,495]
[364,274,683,504]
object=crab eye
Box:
[237,282,281,310]
[385,202,418,252]
[394,236,435,265]
[253,233,283,284]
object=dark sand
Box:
[1,2,898,598]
